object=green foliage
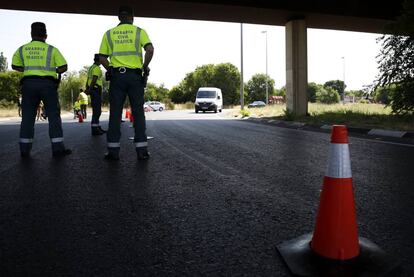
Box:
[240,109,250,118]
[245,73,275,103]
[276,86,286,97]
[58,71,87,109]
[283,109,296,121]
[358,99,370,104]
[324,80,346,97]
[0,52,7,72]
[145,83,169,102]
[169,85,186,103]
[307,82,321,103]
[388,81,414,114]
[374,0,414,114]
[347,90,365,97]
[373,85,395,104]
[316,86,340,104]
[0,71,22,103]
[163,98,175,110]
[0,99,16,108]
[174,63,241,105]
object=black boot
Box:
[104,152,119,160]
[52,148,72,157]
[137,149,150,160]
[98,126,107,133]
[92,126,105,136]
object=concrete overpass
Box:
[1,0,404,115]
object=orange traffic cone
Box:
[276,125,399,276]
[78,113,84,123]
[311,125,359,260]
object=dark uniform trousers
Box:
[107,70,147,154]
[20,79,65,153]
[80,104,87,119]
[90,86,102,126]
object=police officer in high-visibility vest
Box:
[85,54,106,136]
[78,89,89,119]
[11,22,71,157]
[99,6,154,160]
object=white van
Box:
[194,87,223,113]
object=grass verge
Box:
[231,103,414,131]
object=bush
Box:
[240,109,250,118]
[0,99,16,108]
[163,98,174,110]
[307,82,319,103]
[316,87,340,104]
[373,85,394,104]
[283,108,296,121]
[358,99,370,104]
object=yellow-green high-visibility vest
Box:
[12,40,66,78]
[99,23,151,69]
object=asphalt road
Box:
[0,110,413,276]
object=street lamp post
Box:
[341,56,345,102]
[240,23,244,110]
[262,31,268,104]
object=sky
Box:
[0,9,383,91]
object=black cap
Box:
[118,6,134,16]
[94,54,100,60]
[31,22,46,37]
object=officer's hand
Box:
[143,66,150,77]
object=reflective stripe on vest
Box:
[107,27,141,57]
[86,64,96,84]
[24,45,55,72]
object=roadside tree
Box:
[245,73,275,103]
[374,0,414,114]
[316,86,340,104]
[0,52,7,72]
[0,71,22,106]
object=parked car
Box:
[144,101,165,111]
[248,101,266,108]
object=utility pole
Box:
[240,23,245,110]
[341,56,345,102]
[262,31,268,104]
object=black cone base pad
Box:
[276,233,400,277]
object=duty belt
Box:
[113,67,142,74]
[22,76,56,82]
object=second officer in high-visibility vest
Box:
[11,22,71,157]
[86,54,106,136]
[99,6,154,160]
[78,89,89,119]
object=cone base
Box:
[276,233,400,277]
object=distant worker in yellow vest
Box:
[73,99,81,119]
[11,22,71,158]
[85,54,106,136]
[99,6,154,160]
[78,88,89,120]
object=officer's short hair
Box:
[118,6,134,16]
[31,22,47,37]
[94,54,100,61]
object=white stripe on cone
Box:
[326,143,352,178]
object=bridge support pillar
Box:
[285,19,308,116]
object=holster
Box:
[105,67,113,81]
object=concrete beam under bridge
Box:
[285,19,308,116]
